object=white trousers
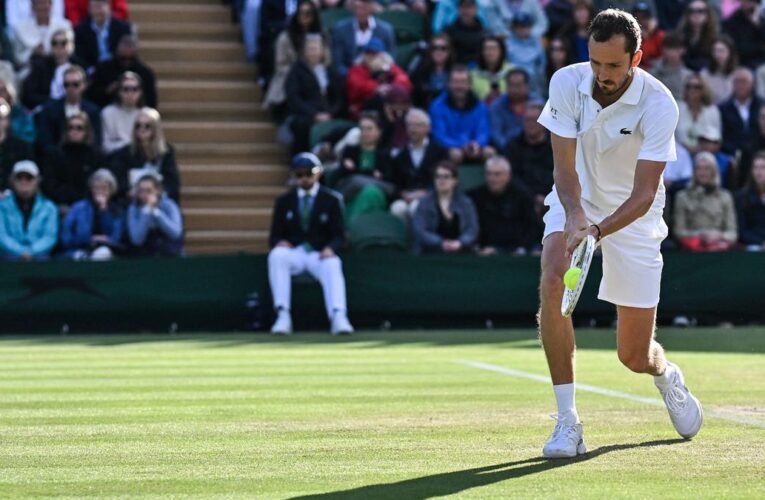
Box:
[268,246,348,319]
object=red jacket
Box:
[346,63,413,118]
[66,0,129,25]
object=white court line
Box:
[458,359,765,429]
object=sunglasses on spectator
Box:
[298,8,313,15]
[64,81,82,88]
[551,45,565,52]
[688,8,708,14]
[51,39,68,47]
[135,122,153,130]
[67,124,86,131]
[294,170,313,178]
[431,45,449,51]
[435,174,454,180]
[121,86,140,93]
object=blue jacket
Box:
[127,194,184,256]
[0,193,59,258]
[429,92,491,149]
[61,198,125,254]
[489,92,543,150]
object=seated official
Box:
[0,161,59,261]
[61,169,124,260]
[268,153,354,336]
[126,171,183,257]
[389,108,449,220]
[412,160,479,254]
[468,156,540,255]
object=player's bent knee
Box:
[617,348,650,373]
[540,269,564,297]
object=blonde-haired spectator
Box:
[676,73,721,154]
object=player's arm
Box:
[593,160,665,238]
[550,132,588,255]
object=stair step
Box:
[154,62,255,82]
[159,80,259,102]
[165,121,275,143]
[185,230,270,254]
[141,41,244,63]
[183,207,272,230]
[181,186,285,209]
[181,164,287,186]
[160,101,270,122]
[175,142,288,164]
[131,4,230,24]
[138,22,240,42]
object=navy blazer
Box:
[269,186,346,252]
[74,16,133,71]
[36,98,102,150]
[331,17,395,77]
[719,95,763,155]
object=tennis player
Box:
[536,9,703,458]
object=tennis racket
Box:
[561,234,597,317]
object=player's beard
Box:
[597,68,633,96]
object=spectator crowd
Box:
[0,0,183,261]
[241,0,765,255]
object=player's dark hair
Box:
[587,9,642,57]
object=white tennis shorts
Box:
[542,191,669,308]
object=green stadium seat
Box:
[320,8,352,30]
[309,119,356,148]
[378,10,425,44]
[458,164,485,192]
[394,41,419,68]
[348,212,409,252]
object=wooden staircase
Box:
[131,0,288,254]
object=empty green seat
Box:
[348,212,409,252]
[458,164,485,192]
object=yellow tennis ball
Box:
[564,267,582,290]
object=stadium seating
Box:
[348,212,409,252]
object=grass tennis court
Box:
[1,328,764,498]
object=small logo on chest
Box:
[619,128,632,135]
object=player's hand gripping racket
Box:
[561,234,597,317]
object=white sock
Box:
[654,361,675,388]
[553,383,578,423]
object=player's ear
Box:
[631,49,643,69]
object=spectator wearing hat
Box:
[331,0,395,78]
[73,0,133,72]
[505,101,553,216]
[719,66,763,156]
[41,112,102,213]
[429,65,494,164]
[633,2,665,70]
[673,151,738,252]
[284,35,343,156]
[412,160,478,254]
[470,35,513,104]
[489,67,541,152]
[0,99,35,194]
[468,155,539,256]
[650,32,693,101]
[36,64,101,150]
[735,151,765,250]
[10,0,72,74]
[268,153,353,336]
[444,0,486,66]
[126,171,183,257]
[505,11,546,95]
[389,108,449,220]
[722,0,765,69]
[676,73,722,155]
[86,35,157,109]
[346,37,412,120]
[0,160,59,261]
[61,168,124,260]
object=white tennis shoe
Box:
[655,362,703,438]
[331,312,354,336]
[543,420,587,458]
[270,310,292,335]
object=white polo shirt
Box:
[538,63,679,213]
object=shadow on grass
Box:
[2,328,765,354]
[290,438,687,500]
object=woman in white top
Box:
[100,71,142,154]
[699,36,738,104]
[676,73,721,154]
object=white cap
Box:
[12,160,40,178]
